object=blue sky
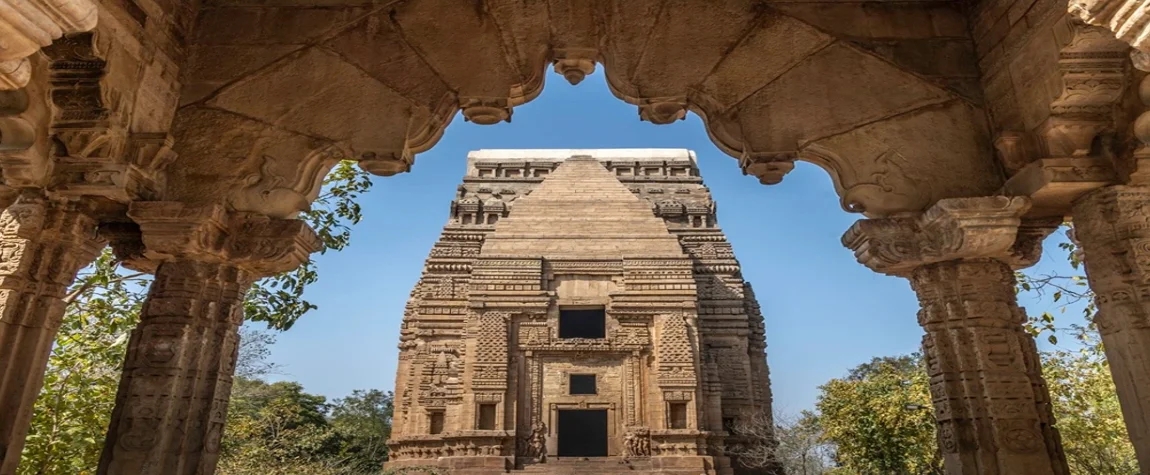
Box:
[263,72,1084,414]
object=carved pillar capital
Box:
[112,202,321,276]
[0,0,98,90]
[842,196,1037,276]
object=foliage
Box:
[244,160,374,330]
[217,379,395,475]
[19,161,372,473]
[329,390,394,472]
[813,354,942,475]
[18,249,145,475]
[1043,334,1138,475]
[1016,224,1097,348]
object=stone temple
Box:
[386,149,776,474]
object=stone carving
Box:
[739,151,796,186]
[99,203,320,475]
[624,427,652,457]
[842,196,1033,276]
[1040,23,1130,159]
[519,421,547,462]
[461,97,512,125]
[845,196,1069,474]
[638,98,688,125]
[552,48,597,86]
[0,196,102,475]
[228,146,345,219]
[7,0,1134,469]
[1072,185,1150,468]
[1069,0,1150,61]
[0,0,98,90]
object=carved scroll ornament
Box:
[842,196,1034,276]
[112,202,321,276]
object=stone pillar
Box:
[1072,185,1150,469]
[0,196,102,475]
[843,196,1068,475]
[97,202,319,475]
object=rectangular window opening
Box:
[429,411,445,434]
[669,403,688,429]
[569,374,597,395]
[559,307,606,339]
[477,404,497,430]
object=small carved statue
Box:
[521,421,547,462]
[624,426,651,457]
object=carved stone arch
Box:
[173,0,1009,219]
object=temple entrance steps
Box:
[516,457,654,475]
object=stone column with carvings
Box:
[97,202,319,475]
[0,195,102,475]
[843,196,1068,475]
[1072,185,1150,469]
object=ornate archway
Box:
[2,0,1150,474]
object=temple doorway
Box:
[556,409,608,457]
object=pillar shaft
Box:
[0,197,102,475]
[98,260,253,475]
[1072,185,1150,470]
[842,196,1068,475]
[911,259,1065,475]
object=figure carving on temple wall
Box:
[624,427,652,457]
[519,421,548,462]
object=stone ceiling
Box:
[172,0,1001,219]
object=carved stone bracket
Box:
[1038,23,1129,158]
[1000,158,1117,217]
[0,0,98,90]
[842,196,1035,276]
[110,202,321,276]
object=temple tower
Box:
[386,150,779,475]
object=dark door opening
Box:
[557,409,608,457]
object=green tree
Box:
[19,161,372,474]
[218,380,396,475]
[1043,335,1137,474]
[330,390,394,472]
[219,378,344,474]
[19,249,144,475]
[814,354,941,475]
